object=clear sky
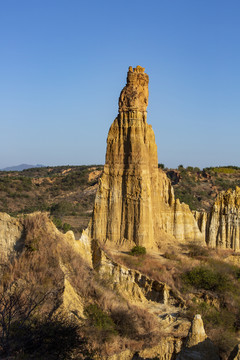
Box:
[1,0,240,169]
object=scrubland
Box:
[1,165,240,234]
[1,165,240,358]
[112,243,240,358]
[0,213,161,359]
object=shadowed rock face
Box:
[89,66,203,248]
[229,343,240,360]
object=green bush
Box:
[50,202,75,216]
[174,188,199,210]
[129,246,146,256]
[182,266,229,292]
[52,217,63,229]
[84,304,117,336]
[52,217,71,233]
[62,223,71,233]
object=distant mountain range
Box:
[1,164,45,172]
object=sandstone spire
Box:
[177,314,220,360]
[89,66,203,248]
[89,65,159,247]
[185,314,207,348]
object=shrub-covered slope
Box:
[166,165,240,211]
[0,165,103,236]
[0,212,164,359]
[1,165,240,225]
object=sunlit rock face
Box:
[89,66,203,248]
[0,212,24,262]
[177,314,220,360]
[195,187,240,250]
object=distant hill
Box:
[0,164,103,236]
[1,164,44,172]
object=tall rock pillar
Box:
[89,66,204,248]
[90,66,162,247]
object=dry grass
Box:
[2,212,64,298]
[111,251,182,293]
[206,327,237,360]
[77,263,160,356]
[107,243,240,358]
[0,212,163,358]
[4,213,239,358]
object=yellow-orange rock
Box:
[195,187,240,250]
[177,314,220,360]
[0,212,24,261]
[89,66,203,249]
[119,65,149,112]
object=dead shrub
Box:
[59,241,96,300]
[163,251,179,261]
[111,304,158,342]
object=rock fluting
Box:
[89,66,203,248]
[195,187,240,250]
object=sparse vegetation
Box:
[0,165,103,236]
[182,265,229,292]
[111,242,240,358]
[167,165,240,211]
[1,164,240,229]
[84,304,117,339]
[52,216,72,233]
[0,213,162,358]
[2,165,240,358]
[205,166,240,174]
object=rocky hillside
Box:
[167,165,240,212]
[0,165,103,237]
[1,165,240,238]
[1,211,240,359]
[1,65,240,359]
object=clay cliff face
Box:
[195,187,240,250]
[0,212,24,262]
[89,66,203,248]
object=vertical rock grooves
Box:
[89,66,203,248]
[195,187,240,250]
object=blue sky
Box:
[0,0,240,169]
